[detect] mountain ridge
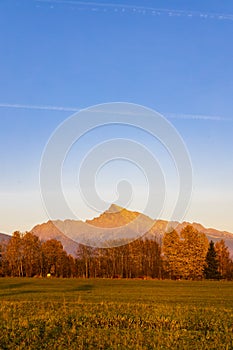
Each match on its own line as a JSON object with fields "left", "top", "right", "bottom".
{"left": 1, "top": 205, "right": 233, "bottom": 257}
{"left": 30, "top": 205, "right": 233, "bottom": 256}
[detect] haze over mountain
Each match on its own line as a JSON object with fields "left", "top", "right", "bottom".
{"left": 29, "top": 204, "right": 233, "bottom": 257}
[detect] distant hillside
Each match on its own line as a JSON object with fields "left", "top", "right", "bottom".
{"left": 0, "top": 232, "right": 11, "bottom": 243}
{"left": 31, "top": 221, "right": 80, "bottom": 257}
{"left": 30, "top": 205, "right": 233, "bottom": 257}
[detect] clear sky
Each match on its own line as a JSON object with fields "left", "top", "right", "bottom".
{"left": 0, "top": 0, "right": 233, "bottom": 234}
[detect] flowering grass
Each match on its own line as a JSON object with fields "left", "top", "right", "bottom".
{"left": 0, "top": 279, "right": 233, "bottom": 349}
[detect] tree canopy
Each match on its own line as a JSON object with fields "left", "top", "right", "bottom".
{"left": 0, "top": 226, "right": 233, "bottom": 280}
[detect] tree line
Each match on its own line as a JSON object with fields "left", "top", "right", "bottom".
{"left": 0, "top": 225, "right": 233, "bottom": 280}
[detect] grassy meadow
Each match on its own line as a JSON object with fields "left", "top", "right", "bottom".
{"left": 0, "top": 278, "right": 233, "bottom": 349}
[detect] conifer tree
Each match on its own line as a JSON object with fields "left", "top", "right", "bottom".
{"left": 204, "top": 241, "right": 221, "bottom": 280}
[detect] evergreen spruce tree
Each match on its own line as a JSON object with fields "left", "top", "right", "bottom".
{"left": 204, "top": 241, "right": 221, "bottom": 280}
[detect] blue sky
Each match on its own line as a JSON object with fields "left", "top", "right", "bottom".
{"left": 0, "top": 0, "right": 233, "bottom": 233}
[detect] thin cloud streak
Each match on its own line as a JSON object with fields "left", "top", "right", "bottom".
{"left": 0, "top": 103, "right": 79, "bottom": 112}
{"left": 0, "top": 102, "right": 231, "bottom": 122}
{"left": 35, "top": 0, "right": 233, "bottom": 21}
{"left": 166, "top": 113, "right": 232, "bottom": 122}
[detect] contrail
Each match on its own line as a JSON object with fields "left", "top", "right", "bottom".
{"left": 35, "top": 0, "right": 233, "bottom": 21}
{"left": 166, "top": 113, "right": 232, "bottom": 122}
{"left": 0, "top": 103, "right": 79, "bottom": 112}
{"left": 0, "top": 102, "right": 231, "bottom": 121}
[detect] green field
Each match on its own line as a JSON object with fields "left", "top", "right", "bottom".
{"left": 0, "top": 279, "right": 233, "bottom": 349}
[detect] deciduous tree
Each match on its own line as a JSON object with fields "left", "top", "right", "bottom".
{"left": 215, "top": 239, "right": 231, "bottom": 279}
{"left": 163, "top": 225, "right": 209, "bottom": 280}
{"left": 41, "top": 239, "right": 68, "bottom": 277}
{"left": 181, "top": 225, "right": 209, "bottom": 280}
{"left": 162, "top": 230, "right": 183, "bottom": 279}
{"left": 5, "top": 231, "right": 23, "bottom": 277}
{"left": 22, "top": 232, "right": 42, "bottom": 277}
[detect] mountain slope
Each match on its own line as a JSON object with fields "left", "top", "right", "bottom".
{"left": 31, "top": 221, "right": 80, "bottom": 257}
{"left": 0, "top": 232, "right": 11, "bottom": 243}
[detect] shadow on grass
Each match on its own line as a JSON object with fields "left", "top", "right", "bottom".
{"left": 0, "top": 282, "right": 33, "bottom": 290}
{"left": 73, "top": 284, "right": 94, "bottom": 292}
{"left": 0, "top": 290, "right": 40, "bottom": 297}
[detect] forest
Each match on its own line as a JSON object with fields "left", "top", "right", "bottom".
{"left": 0, "top": 225, "right": 233, "bottom": 280}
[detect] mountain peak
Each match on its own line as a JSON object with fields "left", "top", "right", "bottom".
{"left": 86, "top": 203, "right": 141, "bottom": 228}
{"left": 106, "top": 203, "right": 124, "bottom": 214}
